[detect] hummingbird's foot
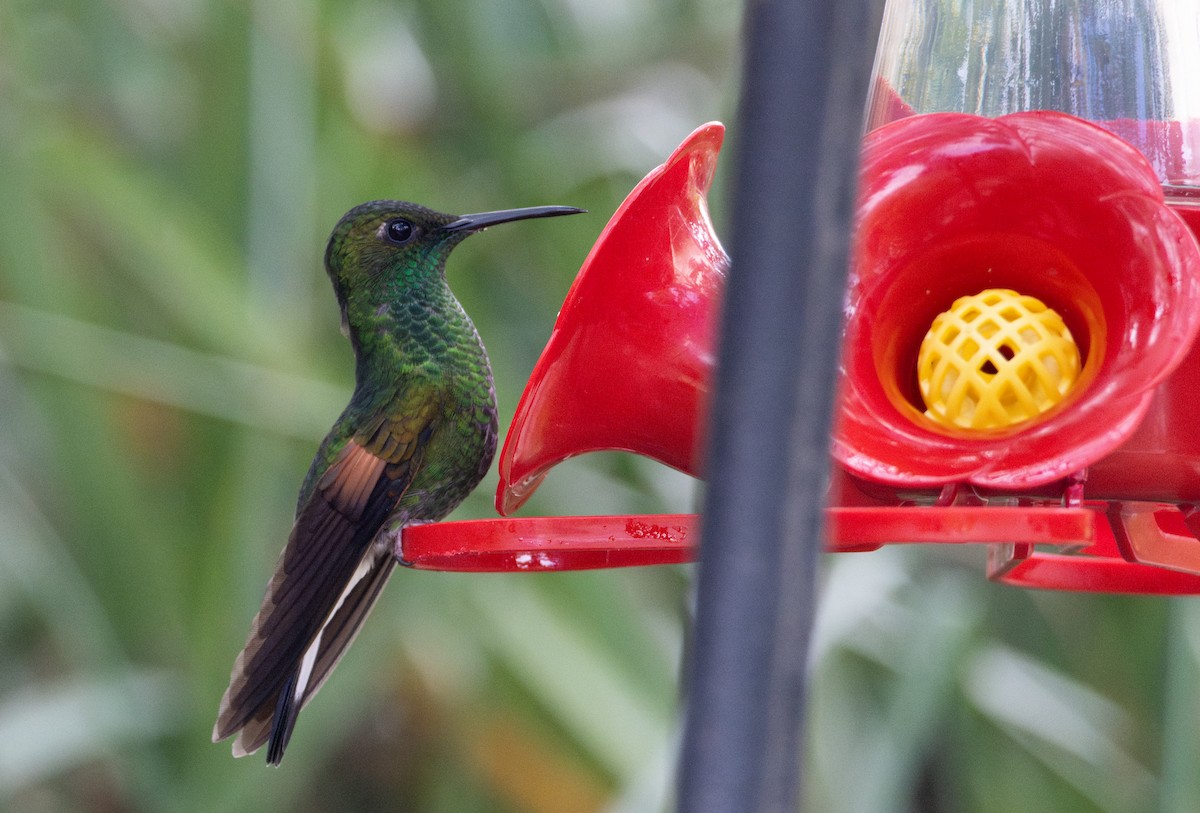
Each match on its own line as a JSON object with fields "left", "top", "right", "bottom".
{"left": 391, "top": 521, "right": 433, "bottom": 567}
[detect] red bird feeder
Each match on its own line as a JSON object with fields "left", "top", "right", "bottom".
{"left": 402, "top": 6, "right": 1200, "bottom": 594}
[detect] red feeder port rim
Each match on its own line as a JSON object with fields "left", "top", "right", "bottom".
{"left": 398, "top": 507, "right": 1200, "bottom": 594}
{"left": 400, "top": 515, "right": 696, "bottom": 572}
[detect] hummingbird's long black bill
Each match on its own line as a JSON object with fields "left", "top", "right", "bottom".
{"left": 443, "top": 205, "right": 585, "bottom": 232}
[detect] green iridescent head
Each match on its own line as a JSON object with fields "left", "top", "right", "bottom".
{"left": 323, "top": 199, "right": 584, "bottom": 309}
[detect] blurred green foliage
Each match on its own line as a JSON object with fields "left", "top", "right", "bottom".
{"left": 3, "top": 0, "right": 1200, "bottom": 812}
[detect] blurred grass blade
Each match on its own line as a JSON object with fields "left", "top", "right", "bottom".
{"left": 468, "top": 577, "right": 672, "bottom": 781}
{"left": 964, "top": 644, "right": 1156, "bottom": 811}
{"left": 1158, "top": 599, "right": 1200, "bottom": 813}
{"left": 35, "top": 128, "right": 310, "bottom": 366}
{"left": 0, "top": 463, "right": 123, "bottom": 668}
{"left": 0, "top": 671, "right": 181, "bottom": 793}
{"left": 850, "top": 578, "right": 981, "bottom": 813}
{"left": 0, "top": 301, "right": 344, "bottom": 438}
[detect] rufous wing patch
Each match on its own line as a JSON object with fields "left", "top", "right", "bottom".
{"left": 317, "top": 441, "right": 387, "bottom": 521}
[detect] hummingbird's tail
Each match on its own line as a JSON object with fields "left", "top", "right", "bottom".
{"left": 214, "top": 438, "right": 414, "bottom": 763}
{"left": 215, "top": 548, "right": 397, "bottom": 762}
{"left": 266, "top": 671, "right": 301, "bottom": 764}
{"left": 267, "top": 550, "right": 396, "bottom": 763}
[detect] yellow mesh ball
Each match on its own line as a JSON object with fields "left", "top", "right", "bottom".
{"left": 918, "top": 288, "right": 1081, "bottom": 430}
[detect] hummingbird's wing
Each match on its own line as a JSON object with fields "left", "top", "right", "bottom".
{"left": 213, "top": 393, "right": 440, "bottom": 762}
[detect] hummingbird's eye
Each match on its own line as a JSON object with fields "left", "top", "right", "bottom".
{"left": 383, "top": 218, "right": 415, "bottom": 245}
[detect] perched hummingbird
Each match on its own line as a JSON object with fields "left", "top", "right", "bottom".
{"left": 213, "top": 199, "right": 583, "bottom": 764}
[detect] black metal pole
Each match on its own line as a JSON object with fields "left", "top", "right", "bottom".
{"left": 676, "top": 1, "right": 884, "bottom": 811}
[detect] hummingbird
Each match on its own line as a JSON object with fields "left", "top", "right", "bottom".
{"left": 213, "top": 199, "right": 583, "bottom": 764}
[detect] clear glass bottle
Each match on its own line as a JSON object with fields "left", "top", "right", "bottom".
{"left": 866, "top": 0, "right": 1200, "bottom": 192}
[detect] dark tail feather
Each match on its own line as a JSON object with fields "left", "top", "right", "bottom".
{"left": 266, "top": 670, "right": 302, "bottom": 765}
{"left": 262, "top": 551, "right": 397, "bottom": 764}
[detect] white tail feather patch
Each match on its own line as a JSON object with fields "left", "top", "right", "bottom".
{"left": 291, "top": 553, "right": 377, "bottom": 706}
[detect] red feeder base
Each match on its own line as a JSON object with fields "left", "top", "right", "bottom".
{"left": 400, "top": 515, "right": 695, "bottom": 572}
{"left": 399, "top": 504, "right": 1200, "bottom": 595}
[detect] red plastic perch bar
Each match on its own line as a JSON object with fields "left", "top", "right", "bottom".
{"left": 400, "top": 515, "right": 696, "bottom": 572}
{"left": 400, "top": 507, "right": 1200, "bottom": 594}
{"left": 401, "top": 506, "right": 1093, "bottom": 572}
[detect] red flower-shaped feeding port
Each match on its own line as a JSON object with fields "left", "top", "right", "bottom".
{"left": 834, "top": 111, "right": 1200, "bottom": 489}
{"left": 496, "top": 122, "right": 727, "bottom": 515}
